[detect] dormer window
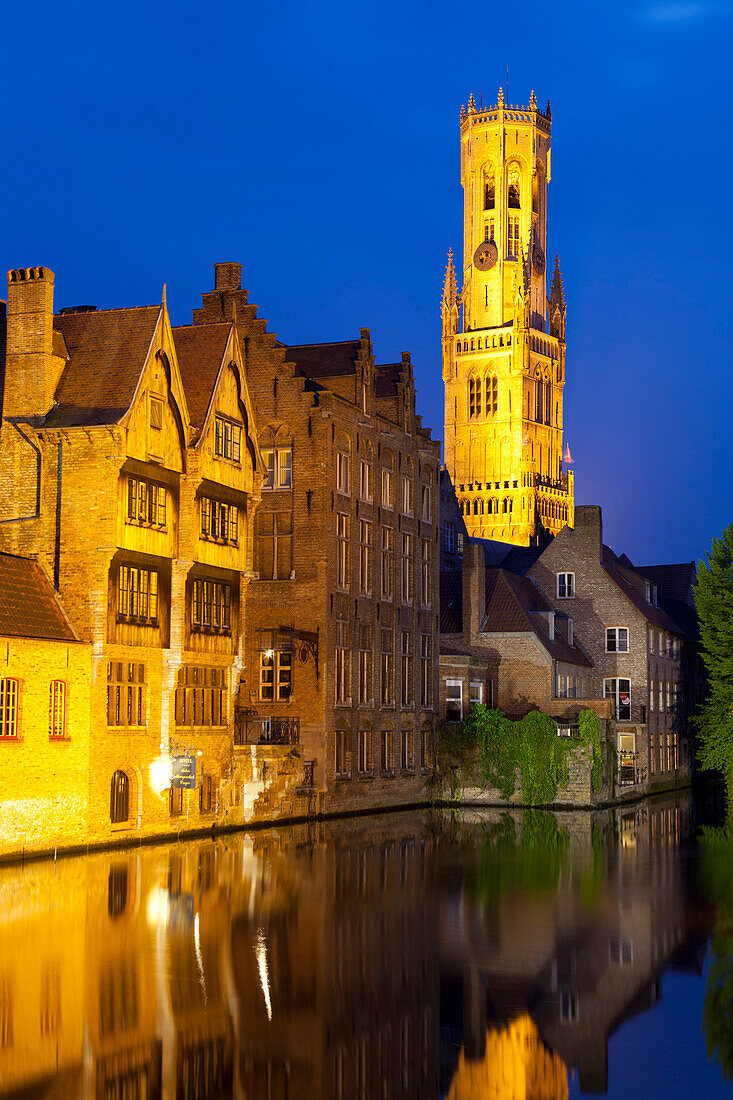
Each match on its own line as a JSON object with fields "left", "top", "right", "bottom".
{"left": 214, "top": 416, "right": 241, "bottom": 463}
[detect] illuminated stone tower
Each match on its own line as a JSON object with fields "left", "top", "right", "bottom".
{"left": 442, "top": 88, "right": 574, "bottom": 545}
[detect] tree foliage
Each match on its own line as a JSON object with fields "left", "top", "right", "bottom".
{"left": 695, "top": 524, "right": 733, "bottom": 786}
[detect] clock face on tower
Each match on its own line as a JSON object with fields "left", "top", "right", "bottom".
{"left": 532, "top": 242, "right": 545, "bottom": 275}
{"left": 473, "top": 239, "right": 498, "bottom": 271}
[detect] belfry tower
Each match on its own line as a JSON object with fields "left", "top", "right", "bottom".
{"left": 442, "top": 88, "right": 574, "bottom": 545}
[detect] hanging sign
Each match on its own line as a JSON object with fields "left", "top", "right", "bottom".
{"left": 172, "top": 755, "right": 197, "bottom": 789}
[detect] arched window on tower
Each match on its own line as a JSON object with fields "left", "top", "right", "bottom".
{"left": 545, "top": 378, "right": 552, "bottom": 425}
{"left": 508, "top": 164, "right": 521, "bottom": 209}
{"left": 484, "top": 172, "right": 495, "bottom": 211}
{"left": 468, "top": 377, "right": 482, "bottom": 419}
{"left": 536, "top": 377, "right": 544, "bottom": 424}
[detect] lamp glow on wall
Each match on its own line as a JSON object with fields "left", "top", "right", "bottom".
{"left": 149, "top": 754, "right": 173, "bottom": 794}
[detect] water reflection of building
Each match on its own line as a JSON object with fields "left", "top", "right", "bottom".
{"left": 0, "top": 814, "right": 440, "bottom": 1100}
{"left": 439, "top": 795, "right": 708, "bottom": 1097}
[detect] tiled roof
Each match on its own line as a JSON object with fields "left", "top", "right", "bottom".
{"left": 45, "top": 306, "right": 161, "bottom": 427}
{"left": 498, "top": 543, "right": 544, "bottom": 575}
{"left": 0, "top": 553, "right": 77, "bottom": 641}
{"left": 286, "top": 340, "right": 359, "bottom": 379}
{"left": 375, "top": 363, "right": 401, "bottom": 397}
{"left": 601, "top": 545, "right": 682, "bottom": 634}
{"left": 440, "top": 571, "right": 463, "bottom": 633}
{"left": 172, "top": 322, "right": 230, "bottom": 429}
{"left": 483, "top": 569, "right": 592, "bottom": 667}
{"left": 635, "top": 562, "right": 696, "bottom": 604}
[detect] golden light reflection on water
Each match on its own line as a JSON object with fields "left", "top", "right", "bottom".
{"left": 0, "top": 797, "right": 707, "bottom": 1099}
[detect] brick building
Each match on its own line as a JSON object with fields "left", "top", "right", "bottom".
{"left": 0, "top": 265, "right": 265, "bottom": 851}
{"left": 187, "top": 263, "right": 442, "bottom": 813}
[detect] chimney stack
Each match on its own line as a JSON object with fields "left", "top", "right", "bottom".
{"left": 3, "top": 267, "right": 61, "bottom": 420}
{"left": 214, "top": 262, "right": 242, "bottom": 290}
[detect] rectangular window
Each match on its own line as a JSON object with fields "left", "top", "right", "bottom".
{"left": 469, "top": 680, "right": 483, "bottom": 708}
{"left": 262, "top": 447, "right": 292, "bottom": 490}
{"left": 381, "top": 728, "right": 394, "bottom": 772}
{"left": 200, "top": 775, "right": 213, "bottom": 814}
{"left": 359, "top": 460, "right": 372, "bottom": 502}
{"left": 127, "top": 478, "right": 166, "bottom": 528}
{"left": 335, "top": 620, "right": 350, "bottom": 705}
{"left": 149, "top": 394, "right": 164, "bottom": 430}
{"left": 175, "top": 666, "right": 226, "bottom": 728}
{"left": 603, "top": 678, "right": 631, "bottom": 720}
{"left": 200, "top": 497, "right": 238, "bottom": 544}
{"left": 380, "top": 628, "right": 393, "bottom": 706}
{"left": 381, "top": 526, "right": 393, "bottom": 599}
{"left": 254, "top": 511, "right": 292, "bottom": 580}
{"left": 49, "top": 680, "right": 67, "bottom": 739}
{"left": 359, "top": 520, "right": 372, "bottom": 595}
{"left": 402, "top": 476, "right": 413, "bottom": 516}
{"left": 421, "top": 726, "right": 432, "bottom": 769}
{"left": 421, "top": 484, "right": 431, "bottom": 522}
{"left": 442, "top": 522, "right": 455, "bottom": 553}
{"left": 0, "top": 678, "right": 19, "bottom": 739}
{"left": 107, "top": 663, "right": 146, "bottom": 728}
{"left": 401, "top": 728, "right": 413, "bottom": 772}
{"left": 557, "top": 572, "right": 575, "bottom": 599}
{"left": 336, "top": 451, "right": 350, "bottom": 495}
{"left": 335, "top": 729, "right": 349, "bottom": 778}
{"left": 420, "top": 635, "right": 432, "bottom": 707}
{"left": 420, "top": 539, "right": 431, "bottom": 606}
{"left": 191, "top": 579, "right": 232, "bottom": 632}
{"left": 214, "top": 416, "right": 242, "bottom": 463}
{"left": 357, "top": 728, "right": 371, "bottom": 774}
{"left": 445, "top": 679, "right": 462, "bottom": 722}
{"left": 118, "top": 566, "right": 159, "bottom": 624}
{"left": 257, "top": 631, "right": 292, "bottom": 702}
{"left": 336, "top": 513, "right": 350, "bottom": 590}
{"left": 382, "top": 467, "right": 394, "bottom": 509}
{"left": 606, "top": 627, "right": 629, "bottom": 653}
{"left": 400, "top": 631, "right": 412, "bottom": 707}
{"left": 358, "top": 626, "right": 371, "bottom": 705}
{"left": 650, "top": 679, "right": 655, "bottom": 711}
{"left": 401, "top": 534, "right": 412, "bottom": 603}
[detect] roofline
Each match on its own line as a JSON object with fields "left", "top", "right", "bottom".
{"left": 113, "top": 304, "right": 163, "bottom": 427}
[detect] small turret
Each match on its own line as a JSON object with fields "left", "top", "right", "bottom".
{"left": 548, "top": 254, "right": 566, "bottom": 340}
{"left": 467, "top": 92, "right": 476, "bottom": 114}
{"left": 530, "top": 89, "right": 537, "bottom": 109}
{"left": 441, "top": 248, "right": 459, "bottom": 340}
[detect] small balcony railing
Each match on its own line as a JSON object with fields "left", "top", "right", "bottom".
{"left": 235, "top": 714, "right": 300, "bottom": 746}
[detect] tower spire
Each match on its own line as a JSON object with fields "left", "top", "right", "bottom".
{"left": 549, "top": 254, "right": 565, "bottom": 313}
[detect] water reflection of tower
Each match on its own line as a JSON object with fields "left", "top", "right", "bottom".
{"left": 232, "top": 816, "right": 440, "bottom": 1099}
{"left": 439, "top": 797, "right": 707, "bottom": 1097}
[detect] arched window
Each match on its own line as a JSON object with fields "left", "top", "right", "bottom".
{"left": 468, "top": 377, "right": 482, "bottom": 419}
{"left": 545, "top": 376, "right": 552, "bottom": 425}
{"left": 473, "top": 500, "right": 479, "bottom": 515}
{"left": 485, "top": 375, "right": 498, "bottom": 416}
{"left": 536, "top": 377, "right": 544, "bottom": 423}
{"left": 484, "top": 172, "right": 495, "bottom": 210}
{"left": 456, "top": 341, "right": 461, "bottom": 354}
{"left": 508, "top": 164, "right": 521, "bottom": 209}
{"left": 470, "top": 339, "right": 475, "bottom": 351}
{"left": 110, "top": 770, "right": 129, "bottom": 824}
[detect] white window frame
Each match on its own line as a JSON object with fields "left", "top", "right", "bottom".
{"left": 445, "top": 679, "right": 463, "bottom": 722}
{"left": 336, "top": 451, "right": 350, "bottom": 495}
{"left": 605, "top": 626, "right": 629, "bottom": 653}
{"left": 336, "top": 513, "right": 349, "bottom": 591}
{"left": 469, "top": 680, "right": 483, "bottom": 708}
{"left": 557, "top": 572, "right": 575, "bottom": 599}
{"left": 402, "top": 476, "right": 413, "bottom": 517}
{"left": 381, "top": 468, "right": 394, "bottom": 509}
{"left": 262, "top": 447, "right": 292, "bottom": 490}
{"left": 603, "top": 677, "right": 631, "bottom": 720}
{"left": 359, "top": 460, "right": 372, "bottom": 503}
{"left": 421, "top": 484, "right": 431, "bottom": 522}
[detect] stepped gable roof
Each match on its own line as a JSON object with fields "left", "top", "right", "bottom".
{"left": 172, "top": 322, "right": 230, "bottom": 430}
{"left": 45, "top": 305, "right": 161, "bottom": 427}
{"left": 0, "top": 553, "right": 77, "bottom": 642}
{"left": 375, "top": 363, "right": 401, "bottom": 397}
{"left": 286, "top": 340, "right": 359, "bottom": 379}
{"left": 601, "top": 545, "right": 682, "bottom": 633}
{"left": 440, "top": 571, "right": 463, "bottom": 633}
{"left": 483, "top": 569, "right": 592, "bottom": 667}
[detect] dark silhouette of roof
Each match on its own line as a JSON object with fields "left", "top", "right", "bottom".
{"left": 635, "top": 562, "right": 696, "bottom": 604}
{"left": 375, "top": 363, "right": 402, "bottom": 397}
{"left": 440, "top": 571, "right": 463, "bottom": 633}
{"left": 602, "top": 545, "right": 682, "bottom": 634}
{"left": 0, "top": 553, "right": 77, "bottom": 641}
{"left": 172, "top": 322, "right": 231, "bottom": 430}
{"left": 286, "top": 340, "right": 359, "bottom": 379}
{"left": 45, "top": 305, "right": 161, "bottom": 427}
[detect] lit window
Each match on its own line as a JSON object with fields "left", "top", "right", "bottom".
{"left": 175, "top": 666, "right": 226, "bottom": 727}
{"left": 336, "top": 513, "right": 350, "bottom": 590}
{"left": 258, "top": 632, "right": 291, "bottom": 701}
{"left": 557, "top": 572, "right": 575, "bottom": 599}
{"left": 214, "top": 416, "right": 242, "bottom": 463}
{"left": 606, "top": 627, "right": 629, "bottom": 653}
{"left": 118, "top": 566, "right": 159, "bottom": 623}
{"left": 402, "top": 476, "right": 414, "bottom": 516}
{"left": 603, "top": 678, "right": 631, "bottom": 720}
{"left": 359, "top": 460, "right": 373, "bottom": 502}
{"left": 382, "top": 467, "right": 394, "bottom": 509}
{"left": 107, "top": 662, "right": 146, "bottom": 727}
{"left": 191, "top": 579, "right": 232, "bottom": 632}
{"left": 127, "top": 478, "right": 166, "bottom": 528}
{"left": 357, "top": 727, "right": 371, "bottom": 773}
{"left": 200, "top": 497, "right": 238, "bottom": 543}
{"left": 335, "top": 620, "right": 350, "bottom": 705}
{"left": 49, "top": 680, "right": 67, "bottom": 739}
{"left": 262, "top": 447, "right": 292, "bottom": 490}
{"left": 0, "top": 678, "right": 19, "bottom": 739}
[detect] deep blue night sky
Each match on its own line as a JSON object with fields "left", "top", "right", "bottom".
{"left": 2, "top": 0, "right": 731, "bottom": 566}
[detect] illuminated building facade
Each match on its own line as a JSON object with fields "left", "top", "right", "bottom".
{"left": 442, "top": 88, "right": 574, "bottom": 545}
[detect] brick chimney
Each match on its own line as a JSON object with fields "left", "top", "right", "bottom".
{"left": 214, "top": 262, "right": 242, "bottom": 290}
{"left": 3, "top": 267, "right": 62, "bottom": 419}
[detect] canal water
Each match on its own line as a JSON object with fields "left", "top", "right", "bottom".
{"left": 0, "top": 791, "right": 730, "bottom": 1099}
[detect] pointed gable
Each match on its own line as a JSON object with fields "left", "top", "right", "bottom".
{"left": 45, "top": 306, "right": 161, "bottom": 427}
{"left": 0, "top": 553, "right": 77, "bottom": 641}
{"left": 173, "top": 322, "right": 231, "bottom": 431}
